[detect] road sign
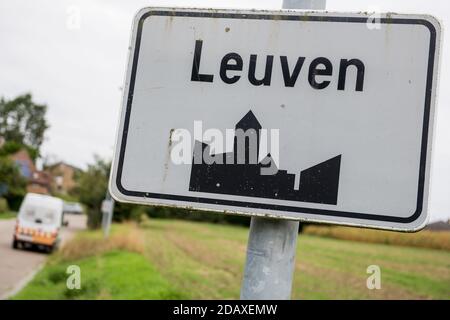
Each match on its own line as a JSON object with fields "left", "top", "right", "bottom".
{"left": 101, "top": 199, "right": 113, "bottom": 214}
{"left": 110, "top": 8, "right": 441, "bottom": 231}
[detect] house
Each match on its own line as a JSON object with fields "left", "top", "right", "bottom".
{"left": 28, "top": 171, "right": 52, "bottom": 195}
{"left": 45, "top": 162, "right": 80, "bottom": 194}
{"left": 10, "top": 149, "right": 51, "bottom": 194}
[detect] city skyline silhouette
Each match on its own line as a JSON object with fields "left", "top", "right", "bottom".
{"left": 189, "top": 110, "right": 342, "bottom": 205}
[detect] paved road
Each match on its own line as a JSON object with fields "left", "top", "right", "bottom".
{"left": 0, "top": 214, "right": 86, "bottom": 299}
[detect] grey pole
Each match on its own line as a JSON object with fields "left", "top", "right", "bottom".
{"left": 104, "top": 197, "right": 114, "bottom": 238}
{"left": 240, "top": 218, "right": 300, "bottom": 299}
{"left": 101, "top": 191, "right": 115, "bottom": 238}
{"left": 240, "top": 0, "right": 326, "bottom": 300}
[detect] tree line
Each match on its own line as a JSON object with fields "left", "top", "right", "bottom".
{"left": 0, "top": 93, "right": 48, "bottom": 210}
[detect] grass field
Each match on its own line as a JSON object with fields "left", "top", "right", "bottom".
{"left": 0, "top": 211, "right": 16, "bottom": 220}
{"left": 14, "top": 219, "right": 450, "bottom": 300}
{"left": 303, "top": 225, "right": 450, "bottom": 251}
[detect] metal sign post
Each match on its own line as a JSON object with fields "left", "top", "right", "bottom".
{"left": 240, "top": 218, "right": 300, "bottom": 299}
{"left": 240, "top": 0, "right": 327, "bottom": 300}
{"left": 101, "top": 192, "right": 115, "bottom": 238}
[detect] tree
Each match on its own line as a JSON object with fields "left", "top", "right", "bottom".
{"left": 0, "top": 93, "right": 49, "bottom": 157}
{"left": 72, "top": 156, "right": 250, "bottom": 229}
{"left": 0, "top": 157, "right": 26, "bottom": 210}
{"left": 72, "top": 156, "right": 144, "bottom": 228}
{"left": 73, "top": 156, "right": 110, "bottom": 229}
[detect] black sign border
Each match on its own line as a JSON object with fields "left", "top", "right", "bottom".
{"left": 115, "top": 10, "right": 437, "bottom": 224}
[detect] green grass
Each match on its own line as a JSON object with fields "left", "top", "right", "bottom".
{"left": 13, "top": 250, "right": 186, "bottom": 300}
{"left": 0, "top": 211, "right": 16, "bottom": 220}
{"left": 139, "top": 219, "right": 450, "bottom": 299}
{"left": 14, "top": 219, "right": 450, "bottom": 300}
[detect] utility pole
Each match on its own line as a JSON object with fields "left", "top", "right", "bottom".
{"left": 240, "top": 0, "right": 327, "bottom": 300}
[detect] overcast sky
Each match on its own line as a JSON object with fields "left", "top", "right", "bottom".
{"left": 0, "top": 0, "right": 449, "bottom": 222}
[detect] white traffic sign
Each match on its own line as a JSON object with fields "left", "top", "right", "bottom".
{"left": 110, "top": 8, "right": 441, "bottom": 231}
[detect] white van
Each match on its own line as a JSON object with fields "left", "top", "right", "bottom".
{"left": 12, "top": 193, "right": 64, "bottom": 253}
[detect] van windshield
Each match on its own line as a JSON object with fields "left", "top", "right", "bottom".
{"left": 21, "top": 206, "right": 57, "bottom": 225}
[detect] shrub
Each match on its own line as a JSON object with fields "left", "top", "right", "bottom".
{"left": 0, "top": 197, "right": 9, "bottom": 213}
{"left": 58, "top": 224, "right": 144, "bottom": 261}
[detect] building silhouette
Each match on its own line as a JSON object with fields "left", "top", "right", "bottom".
{"left": 189, "top": 110, "right": 341, "bottom": 205}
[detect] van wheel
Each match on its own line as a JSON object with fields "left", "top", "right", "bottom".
{"left": 46, "top": 245, "right": 54, "bottom": 254}
{"left": 12, "top": 240, "right": 19, "bottom": 249}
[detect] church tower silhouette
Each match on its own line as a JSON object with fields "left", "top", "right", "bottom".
{"left": 234, "top": 110, "right": 262, "bottom": 164}
{"left": 189, "top": 110, "right": 342, "bottom": 205}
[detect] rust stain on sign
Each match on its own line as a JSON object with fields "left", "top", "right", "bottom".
{"left": 163, "top": 128, "right": 175, "bottom": 184}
